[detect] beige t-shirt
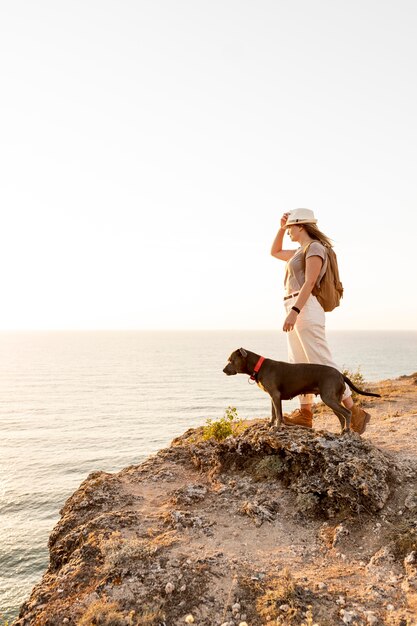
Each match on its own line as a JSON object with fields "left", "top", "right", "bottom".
{"left": 284, "top": 241, "right": 328, "bottom": 295}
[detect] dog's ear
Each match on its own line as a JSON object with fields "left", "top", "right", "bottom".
{"left": 239, "top": 348, "right": 248, "bottom": 357}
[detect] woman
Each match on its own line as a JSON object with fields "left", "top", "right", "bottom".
{"left": 270, "top": 208, "right": 370, "bottom": 434}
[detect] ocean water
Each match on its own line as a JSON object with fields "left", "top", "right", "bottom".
{"left": 1, "top": 330, "right": 416, "bottom": 620}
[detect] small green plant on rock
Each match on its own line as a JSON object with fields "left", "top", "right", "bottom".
{"left": 202, "top": 406, "right": 242, "bottom": 441}
{"left": 342, "top": 366, "right": 367, "bottom": 404}
{"left": 253, "top": 455, "right": 285, "bottom": 480}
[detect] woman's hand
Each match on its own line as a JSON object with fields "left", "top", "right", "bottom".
{"left": 283, "top": 309, "right": 298, "bottom": 332}
{"left": 280, "top": 212, "right": 290, "bottom": 229}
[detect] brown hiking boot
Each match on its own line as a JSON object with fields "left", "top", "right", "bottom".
{"left": 350, "top": 405, "right": 371, "bottom": 435}
{"left": 284, "top": 408, "right": 313, "bottom": 428}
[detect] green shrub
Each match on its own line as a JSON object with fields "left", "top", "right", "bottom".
{"left": 202, "top": 406, "right": 242, "bottom": 441}
{"left": 342, "top": 366, "right": 367, "bottom": 403}
{"left": 254, "top": 456, "right": 285, "bottom": 479}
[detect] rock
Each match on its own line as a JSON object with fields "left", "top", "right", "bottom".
{"left": 340, "top": 609, "right": 358, "bottom": 624}
{"left": 364, "top": 611, "right": 378, "bottom": 625}
{"left": 165, "top": 581, "right": 175, "bottom": 594}
{"left": 367, "top": 546, "right": 395, "bottom": 571}
{"left": 333, "top": 523, "right": 349, "bottom": 546}
{"left": 232, "top": 602, "right": 241, "bottom": 615}
{"left": 215, "top": 425, "right": 393, "bottom": 515}
{"left": 405, "top": 492, "right": 417, "bottom": 510}
{"left": 404, "top": 551, "right": 417, "bottom": 566}
{"left": 174, "top": 484, "right": 208, "bottom": 505}
{"left": 110, "top": 585, "right": 135, "bottom": 602}
{"left": 11, "top": 419, "right": 405, "bottom": 625}
{"left": 239, "top": 500, "right": 275, "bottom": 524}
{"left": 169, "top": 509, "right": 210, "bottom": 530}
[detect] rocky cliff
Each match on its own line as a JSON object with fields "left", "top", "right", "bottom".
{"left": 13, "top": 374, "right": 417, "bottom": 626}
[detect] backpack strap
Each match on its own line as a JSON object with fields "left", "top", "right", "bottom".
{"left": 303, "top": 241, "right": 327, "bottom": 286}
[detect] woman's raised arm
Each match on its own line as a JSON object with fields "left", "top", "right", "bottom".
{"left": 271, "top": 213, "right": 296, "bottom": 261}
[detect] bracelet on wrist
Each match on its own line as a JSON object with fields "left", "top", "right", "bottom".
{"left": 291, "top": 306, "right": 301, "bottom": 314}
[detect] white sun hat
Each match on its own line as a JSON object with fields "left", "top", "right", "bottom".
{"left": 285, "top": 208, "right": 317, "bottom": 227}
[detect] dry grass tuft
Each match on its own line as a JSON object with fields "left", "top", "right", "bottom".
{"left": 77, "top": 599, "right": 163, "bottom": 626}
{"left": 77, "top": 599, "right": 132, "bottom": 626}
{"left": 102, "top": 531, "right": 177, "bottom": 572}
{"left": 135, "top": 607, "right": 164, "bottom": 625}
{"left": 256, "top": 568, "right": 297, "bottom": 622}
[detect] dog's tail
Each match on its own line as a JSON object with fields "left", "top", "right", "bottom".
{"left": 343, "top": 375, "right": 381, "bottom": 398}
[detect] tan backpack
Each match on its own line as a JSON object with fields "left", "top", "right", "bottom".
{"left": 304, "top": 243, "right": 344, "bottom": 312}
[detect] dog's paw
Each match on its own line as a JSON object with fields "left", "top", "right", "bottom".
{"left": 269, "top": 423, "right": 283, "bottom": 431}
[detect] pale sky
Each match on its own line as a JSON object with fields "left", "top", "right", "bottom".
{"left": 1, "top": 0, "right": 416, "bottom": 331}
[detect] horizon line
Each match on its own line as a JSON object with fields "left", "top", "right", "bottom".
{"left": 0, "top": 328, "right": 416, "bottom": 333}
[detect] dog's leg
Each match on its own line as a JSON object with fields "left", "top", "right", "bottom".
{"left": 321, "top": 394, "right": 352, "bottom": 434}
{"left": 270, "top": 400, "right": 277, "bottom": 426}
{"left": 270, "top": 393, "right": 283, "bottom": 428}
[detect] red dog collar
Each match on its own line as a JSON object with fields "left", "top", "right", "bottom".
{"left": 249, "top": 356, "right": 265, "bottom": 382}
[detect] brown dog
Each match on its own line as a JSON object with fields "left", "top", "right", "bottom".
{"left": 223, "top": 348, "right": 380, "bottom": 433}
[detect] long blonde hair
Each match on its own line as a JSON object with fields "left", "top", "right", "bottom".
{"left": 301, "top": 223, "right": 333, "bottom": 248}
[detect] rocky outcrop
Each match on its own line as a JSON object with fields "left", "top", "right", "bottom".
{"left": 13, "top": 405, "right": 417, "bottom": 626}
{"left": 178, "top": 424, "right": 393, "bottom": 516}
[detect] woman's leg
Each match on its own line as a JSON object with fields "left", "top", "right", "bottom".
{"left": 294, "top": 296, "right": 370, "bottom": 433}
{"left": 294, "top": 296, "right": 352, "bottom": 402}
{"left": 342, "top": 392, "right": 370, "bottom": 434}
{"left": 286, "top": 309, "right": 314, "bottom": 411}
{"left": 285, "top": 300, "right": 314, "bottom": 425}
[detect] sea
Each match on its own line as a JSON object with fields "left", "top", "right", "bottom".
{"left": 1, "top": 330, "right": 416, "bottom": 620}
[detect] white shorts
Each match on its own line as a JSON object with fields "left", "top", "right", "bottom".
{"left": 284, "top": 294, "right": 351, "bottom": 404}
